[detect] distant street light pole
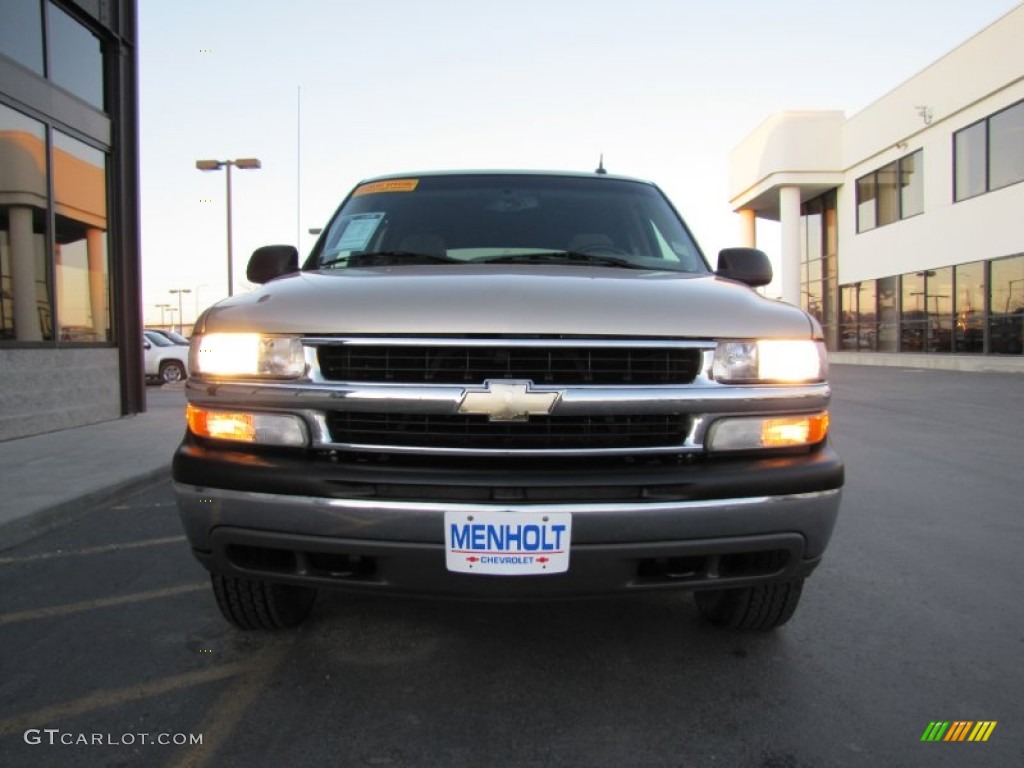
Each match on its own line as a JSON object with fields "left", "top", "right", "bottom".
{"left": 194, "top": 284, "right": 209, "bottom": 320}
{"left": 155, "top": 303, "right": 171, "bottom": 327}
{"left": 169, "top": 288, "right": 192, "bottom": 334}
{"left": 195, "top": 157, "right": 262, "bottom": 297}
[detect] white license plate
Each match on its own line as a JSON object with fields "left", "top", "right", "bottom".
{"left": 444, "top": 511, "right": 572, "bottom": 575}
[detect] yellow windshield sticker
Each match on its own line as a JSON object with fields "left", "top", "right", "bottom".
{"left": 352, "top": 179, "right": 420, "bottom": 197}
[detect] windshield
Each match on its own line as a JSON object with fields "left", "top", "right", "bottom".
{"left": 309, "top": 174, "right": 708, "bottom": 274}
{"left": 161, "top": 330, "right": 190, "bottom": 344}
{"left": 144, "top": 331, "right": 173, "bottom": 347}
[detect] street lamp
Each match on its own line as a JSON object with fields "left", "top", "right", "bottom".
{"left": 155, "top": 302, "right": 172, "bottom": 328}
{"left": 169, "top": 288, "right": 192, "bottom": 334}
{"left": 196, "top": 157, "right": 262, "bottom": 297}
{"left": 194, "top": 284, "right": 209, "bottom": 319}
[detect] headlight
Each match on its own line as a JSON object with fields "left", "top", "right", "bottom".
{"left": 190, "top": 333, "right": 306, "bottom": 378}
{"left": 712, "top": 340, "right": 827, "bottom": 383}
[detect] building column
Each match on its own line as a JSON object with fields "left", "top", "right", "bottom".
{"left": 738, "top": 209, "right": 756, "bottom": 248}
{"left": 86, "top": 227, "right": 108, "bottom": 340}
{"left": 8, "top": 206, "right": 43, "bottom": 342}
{"left": 779, "top": 186, "right": 802, "bottom": 306}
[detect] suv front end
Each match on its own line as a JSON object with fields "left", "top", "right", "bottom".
{"left": 173, "top": 171, "right": 843, "bottom": 630}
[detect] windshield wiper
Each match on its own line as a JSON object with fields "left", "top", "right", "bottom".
{"left": 319, "top": 251, "right": 459, "bottom": 269}
{"left": 477, "top": 251, "right": 652, "bottom": 270}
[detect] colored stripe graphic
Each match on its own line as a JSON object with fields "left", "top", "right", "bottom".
{"left": 944, "top": 721, "right": 972, "bottom": 741}
{"left": 968, "top": 722, "right": 997, "bottom": 742}
{"left": 920, "top": 721, "right": 996, "bottom": 742}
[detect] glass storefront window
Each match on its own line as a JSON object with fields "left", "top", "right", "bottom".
{"left": 840, "top": 284, "right": 858, "bottom": 350}
{"left": 876, "top": 162, "right": 899, "bottom": 226}
{"left": 858, "top": 281, "right": 878, "bottom": 350}
{"left": 839, "top": 281, "right": 879, "bottom": 351}
{"left": 955, "top": 262, "right": 985, "bottom": 353}
{"left": 800, "top": 197, "right": 829, "bottom": 329}
{"left": 52, "top": 130, "right": 108, "bottom": 342}
{"left": 899, "top": 150, "right": 923, "bottom": 218}
{"left": 0, "top": 103, "right": 51, "bottom": 341}
{"left": 954, "top": 121, "right": 987, "bottom": 202}
{"left": 805, "top": 279, "right": 823, "bottom": 325}
{"left": 988, "top": 101, "right": 1024, "bottom": 192}
{"left": 901, "top": 272, "right": 926, "bottom": 352}
{"left": 856, "top": 152, "right": 922, "bottom": 231}
{"left": 877, "top": 276, "right": 898, "bottom": 352}
{"left": 848, "top": 262, "right": 1022, "bottom": 357}
{"left": 799, "top": 192, "right": 838, "bottom": 349}
{"left": 1, "top": 0, "right": 44, "bottom": 75}
{"left": 926, "top": 267, "right": 953, "bottom": 353}
{"left": 46, "top": 1, "right": 104, "bottom": 110}
{"left": 807, "top": 256, "right": 822, "bottom": 286}
{"left": 990, "top": 255, "right": 1024, "bottom": 354}
{"left": 856, "top": 175, "right": 876, "bottom": 232}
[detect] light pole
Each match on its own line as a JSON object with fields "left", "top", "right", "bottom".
{"left": 169, "top": 288, "right": 192, "bottom": 334}
{"left": 155, "top": 302, "right": 171, "bottom": 328}
{"left": 196, "top": 157, "right": 262, "bottom": 297}
{"left": 194, "top": 284, "right": 209, "bottom": 320}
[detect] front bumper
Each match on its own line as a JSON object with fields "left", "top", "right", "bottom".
{"left": 174, "top": 482, "right": 842, "bottom": 598}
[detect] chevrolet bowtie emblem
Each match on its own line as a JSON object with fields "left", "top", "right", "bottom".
{"left": 458, "top": 380, "right": 561, "bottom": 422}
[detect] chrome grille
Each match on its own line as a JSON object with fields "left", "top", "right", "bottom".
{"left": 325, "top": 412, "right": 688, "bottom": 451}
{"left": 316, "top": 343, "right": 702, "bottom": 385}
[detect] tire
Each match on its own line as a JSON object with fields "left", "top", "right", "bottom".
{"left": 211, "top": 574, "right": 317, "bottom": 630}
{"left": 159, "top": 360, "right": 187, "bottom": 383}
{"left": 694, "top": 579, "right": 804, "bottom": 631}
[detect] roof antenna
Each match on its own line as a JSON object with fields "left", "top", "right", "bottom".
{"left": 595, "top": 154, "right": 607, "bottom": 175}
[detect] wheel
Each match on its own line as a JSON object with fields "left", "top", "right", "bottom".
{"left": 211, "top": 574, "right": 317, "bottom": 630}
{"left": 694, "top": 579, "right": 804, "bottom": 630}
{"left": 159, "top": 360, "right": 187, "bottom": 383}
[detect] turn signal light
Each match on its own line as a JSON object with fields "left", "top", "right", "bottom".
{"left": 761, "top": 413, "right": 829, "bottom": 447}
{"left": 186, "top": 404, "right": 307, "bottom": 447}
{"left": 707, "top": 412, "right": 829, "bottom": 451}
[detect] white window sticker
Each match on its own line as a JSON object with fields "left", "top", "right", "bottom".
{"left": 335, "top": 213, "right": 384, "bottom": 251}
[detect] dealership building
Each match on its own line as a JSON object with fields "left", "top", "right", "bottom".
{"left": 730, "top": 5, "right": 1024, "bottom": 370}
{"left": 0, "top": 0, "right": 142, "bottom": 441}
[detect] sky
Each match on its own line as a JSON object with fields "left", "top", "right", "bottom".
{"left": 137, "top": 0, "right": 1022, "bottom": 325}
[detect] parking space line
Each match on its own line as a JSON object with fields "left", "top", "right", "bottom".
{"left": 0, "top": 662, "right": 249, "bottom": 737}
{"left": 168, "top": 640, "right": 294, "bottom": 768}
{"left": 0, "top": 583, "right": 206, "bottom": 626}
{"left": 0, "top": 535, "right": 187, "bottom": 566}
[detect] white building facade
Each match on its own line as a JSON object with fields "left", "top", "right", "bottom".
{"left": 729, "top": 6, "right": 1024, "bottom": 367}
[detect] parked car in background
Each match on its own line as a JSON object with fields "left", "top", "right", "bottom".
{"left": 146, "top": 328, "right": 191, "bottom": 345}
{"left": 143, "top": 333, "right": 189, "bottom": 383}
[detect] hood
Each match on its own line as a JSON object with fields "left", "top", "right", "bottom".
{"left": 197, "top": 265, "right": 814, "bottom": 339}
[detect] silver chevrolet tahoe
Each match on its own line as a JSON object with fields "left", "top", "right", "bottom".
{"left": 173, "top": 171, "right": 843, "bottom": 631}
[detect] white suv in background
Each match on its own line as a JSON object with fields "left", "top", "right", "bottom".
{"left": 143, "top": 331, "right": 189, "bottom": 384}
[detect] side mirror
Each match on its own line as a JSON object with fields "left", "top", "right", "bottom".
{"left": 716, "top": 247, "right": 773, "bottom": 287}
{"left": 247, "top": 245, "right": 299, "bottom": 284}
{"left": 143, "top": 341, "right": 151, "bottom": 350}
